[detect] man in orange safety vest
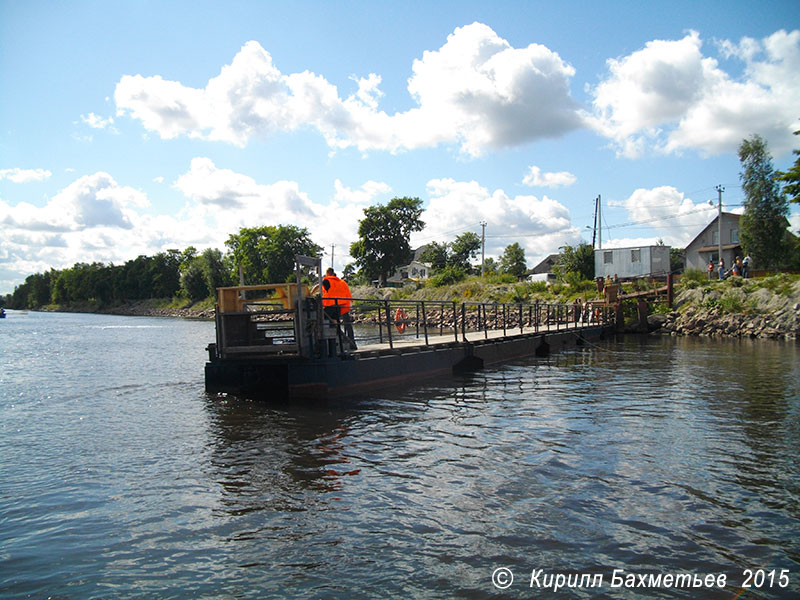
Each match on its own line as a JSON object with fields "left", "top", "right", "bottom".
{"left": 321, "top": 268, "right": 357, "bottom": 349}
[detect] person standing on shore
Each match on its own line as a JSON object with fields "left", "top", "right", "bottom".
{"left": 743, "top": 255, "right": 752, "bottom": 278}
{"left": 707, "top": 260, "right": 714, "bottom": 279}
{"left": 718, "top": 257, "right": 725, "bottom": 280}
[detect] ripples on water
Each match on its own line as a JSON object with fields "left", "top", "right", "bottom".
{"left": 1, "top": 311, "right": 798, "bottom": 599}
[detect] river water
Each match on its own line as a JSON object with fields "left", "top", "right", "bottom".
{"left": 1, "top": 310, "right": 798, "bottom": 599}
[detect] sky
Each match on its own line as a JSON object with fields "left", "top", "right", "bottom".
{"left": 1, "top": 0, "right": 799, "bottom": 294}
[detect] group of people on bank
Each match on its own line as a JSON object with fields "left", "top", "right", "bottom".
{"left": 707, "top": 255, "right": 752, "bottom": 280}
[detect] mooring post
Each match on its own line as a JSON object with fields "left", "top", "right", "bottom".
{"left": 461, "top": 303, "right": 467, "bottom": 341}
{"left": 637, "top": 300, "right": 649, "bottom": 333}
{"left": 667, "top": 273, "right": 674, "bottom": 308}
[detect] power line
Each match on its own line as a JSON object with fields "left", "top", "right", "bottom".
{"left": 412, "top": 222, "right": 484, "bottom": 245}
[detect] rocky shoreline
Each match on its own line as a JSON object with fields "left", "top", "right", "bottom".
{"left": 648, "top": 279, "right": 800, "bottom": 340}
{"left": 42, "top": 300, "right": 216, "bottom": 320}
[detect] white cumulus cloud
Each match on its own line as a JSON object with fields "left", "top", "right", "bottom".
{"left": 114, "top": 24, "right": 582, "bottom": 156}
{"left": 522, "top": 165, "right": 577, "bottom": 188}
{"left": 81, "top": 112, "right": 116, "bottom": 130}
{"left": 588, "top": 29, "right": 800, "bottom": 158}
{"left": 617, "top": 185, "right": 719, "bottom": 246}
{"left": 172, "top": 157, "right": 388, "bottom": 264}
{"left": 0, "top": 173, "right": 165, "bottom": 290}
{"left": 1, "top": 172, "right": 147, "bottom": 232}
{"left": 416, "top": 178, "right": 580, "bottom": 265}
{"left": 0, "top": 168, "right": 52, "bottom": 183}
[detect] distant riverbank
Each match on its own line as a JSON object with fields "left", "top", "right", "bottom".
{"left": 40, "top": 299, "right": 216, "bottom": 320}
{"left": 25, "top": 273, "right": 800, "bottom": 340}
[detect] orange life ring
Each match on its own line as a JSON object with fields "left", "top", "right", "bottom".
{"left": 394, "top": 308, "right": 408, "bottom": 333}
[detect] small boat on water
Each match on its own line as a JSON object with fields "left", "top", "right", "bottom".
{"left": 204, "top": 256, "right": 614, "bottom": 401}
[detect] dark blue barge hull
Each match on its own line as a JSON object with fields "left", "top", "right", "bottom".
{"left": 205, "top": 324, "right": 613, "bottom": 401}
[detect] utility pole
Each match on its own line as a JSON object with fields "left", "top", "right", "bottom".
{"left": 716, "top": 185, "right": 724, "bottom": 271}
{"left": 597, "top": 195, "right": 602, "bottom": 249}
{"left": 330, "top": 244, "right": 335, "bottom": 270}
{"left": 480, "top": 220, "right": 487, "bottom": 276}
{"left": 591, "top": 195, "right": 599, "bottom": 248}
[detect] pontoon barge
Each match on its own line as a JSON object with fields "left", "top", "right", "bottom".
{"left": 205, "top": 256, "right": 615, "bottom": 400}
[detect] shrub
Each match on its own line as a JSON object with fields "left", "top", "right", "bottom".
{"left": 483, "top": 272, "right": 517, "bottom": 284}
{"left": 682, "top": 268, "right": 706, "bottom": 284}
{"left": 564, "top": 272, "right": 596, "bottom": 295}
{"left": 506, "top": 283, "right": 532, "bottom": 303}
{"left": 718, "top": 292, "right": 746, "bottom": 313}
{"left": 756, "top": 273, "right": 797, "bottom": 297}
{"left": 701, "top": 297, "right": 718, "bottom": 310}
{"left": 428, "top": 265, "right": 467, "bottom": 287}
{"left": 527, "top": 281, "right": 547, "bottom": 294}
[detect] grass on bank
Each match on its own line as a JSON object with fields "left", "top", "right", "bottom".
{"left": 354, "top": 271, "right": 800, "bottom": 315}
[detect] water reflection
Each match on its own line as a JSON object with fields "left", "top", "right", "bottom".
{"left": 204, "top": 398, "right": 364, "bottom": 516}
{"left": 4, "top": 312, "right": 799, "bottom": 599}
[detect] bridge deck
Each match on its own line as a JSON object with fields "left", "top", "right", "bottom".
{"left": 352, "top": 320, "right": 601, "bottom": 356}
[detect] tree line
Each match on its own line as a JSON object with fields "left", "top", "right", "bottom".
{"left": 3, "top": 225, "right": 321, "bottom": 310}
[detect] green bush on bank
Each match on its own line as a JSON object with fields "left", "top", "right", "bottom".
{"left": 427, "top": 265, "right": 468, "bottom": 287}
{"left": 755, "top": 272, "right": 797, "bottom": 297}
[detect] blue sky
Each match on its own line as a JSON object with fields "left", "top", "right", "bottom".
{"left": 1, "top": 0, "right": 799, "bottom": 293}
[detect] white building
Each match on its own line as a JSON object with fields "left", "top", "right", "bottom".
{"left": 387, "top": 260, "right": 430, "bottom": 285}
{"left": 683, "top": 212, "right": 741, "bottom": 272}
{"left": 594, "top": 245, "right": 670, "bottom": 279}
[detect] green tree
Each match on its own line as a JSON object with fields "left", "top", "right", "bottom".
{"left": 225, "top": 225, "right": 322, "bottom": 284}
{"left": 419, "top": 242, "right": 449, "bottom": 271}
{"left": 200, "top": 248, "right": 229, "bottom": 294}
{"left": 738, "top": 135, "right": 790, "bottom": 269}
{"left": 449, "top": 232, "right": 481, "bottom": 272}
{"left": 419, "top": 232, "right": 481, "bottom": 273}
{"left": 670, "top": 247, "right": 685, "bottom": 273}
{"left": 553, "top": 243, "right": 594, "bottom": 281}
{"left": 350, "top": 197, "right": 424, "bottom": 285}
{"left": 25, "top": 272, "right": 51, "bottom": 307}
{"left": 180, "top": 259, "right": 209, "bottom": 301}
{"left": 499, "top": 242, "right": 527, "bottom": 280}
{"left": 149, "top": 251, "right": 181, "bottom": 298}
{"left": 482, "top": 257, "right": 498, "bottom": 274}
{"left": 775, "top": 130, "right": 800, "bottom": 204}
{"left": 181, "top": 248, "right": 231, "bottom": 300}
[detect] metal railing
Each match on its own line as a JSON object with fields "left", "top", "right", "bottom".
{"left": 344, "top": 298, "right": 612, "bottom": 350}
{"left": 212, "top": 292, "right": 612, "bottom": 359}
